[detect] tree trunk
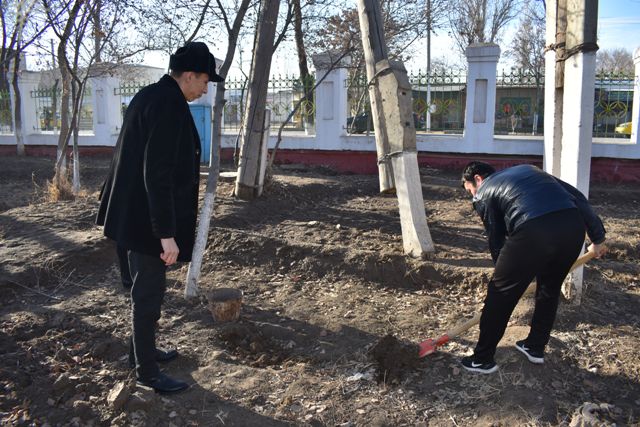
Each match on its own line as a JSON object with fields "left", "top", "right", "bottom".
{"left": 234, "top": 0, "right": 280, "bottom": 200}
{"left": 11, "top": 50, "right": 25, "bottom": 156}
{"left": 55, "top": 67, "right": 71, "bottom": 185}
{"left": 356, "top": 0, "right": 435, "bottom": 257}
{"left": 185, "top": 85, "right": 226, "bottom": 298}
{"left": 93, "top": 0, "right": 103, "bottom": 62}
{"left": 71, "top": 81, "right": 80, "bottom": 193}
{"left": 184, "top": 0, "right": 252, "bottom": 298}
{"left": 52, "top": 0, "right": 83, "bottom": 191}
{"left": 292, "top": 0, "right": 313, "bottom": 127}
{"left": 356, "top": 0, "right": 394, "bottom": 192}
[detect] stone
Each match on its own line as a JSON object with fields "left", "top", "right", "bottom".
{"left": 107, "top": 381, "right": 130, "bottom": 411}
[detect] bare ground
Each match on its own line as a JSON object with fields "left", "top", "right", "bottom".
{"left": 0, "top": 155, "right": 638, "bottom": 426}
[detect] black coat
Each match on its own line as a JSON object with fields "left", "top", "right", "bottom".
{"left": 96, "top": 75, "right": 201, "bottom": 262}
{"left": 473, "top": 164, "right": 606, "bottom": 262}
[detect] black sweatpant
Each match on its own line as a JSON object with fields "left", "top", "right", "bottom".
{"left": 473, "top": 209, "right": 585, "bottom": 363}
{"left": 128, "top": 250, "right": 167, "bottom": 380}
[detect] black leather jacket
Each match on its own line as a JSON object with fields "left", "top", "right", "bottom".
{"left": 473, "top": 164, "right": 606, "bottom": 262}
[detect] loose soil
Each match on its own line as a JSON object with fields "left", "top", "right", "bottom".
{"left": 0, "top": 155, "right": 638, "bottom": 426}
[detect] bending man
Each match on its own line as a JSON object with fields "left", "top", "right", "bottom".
{"left": 460, "top": 162, "right": 606, "bottom": 374}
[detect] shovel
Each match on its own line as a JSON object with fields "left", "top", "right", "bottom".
{"left": 417, "top": 248, "right": 599, "bottom": 358}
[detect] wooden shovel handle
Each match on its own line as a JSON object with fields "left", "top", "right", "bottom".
{"left": 444, "top": 248, "right": 598, "bottom": 339}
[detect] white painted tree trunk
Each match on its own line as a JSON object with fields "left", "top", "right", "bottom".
{"left": 235, "top": 0, "right": 280, "bottom": 200}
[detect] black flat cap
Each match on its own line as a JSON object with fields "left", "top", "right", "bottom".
{"left": 169, "top": 42, "right": 224, "bottom": 82}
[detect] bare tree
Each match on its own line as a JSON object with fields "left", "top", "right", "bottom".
{"left": 596, "top": 48, "right": 634, "bottom": 75}
{"left": 126, "top": 0, "right": 220, "bottom": 61}
{"left": 42, "top": 0, "right": 83, "bottom": 196}
{"left": 307, "top": 1, "right": 432, "bottom": 69}
{"left": 44, "top": 0, "right": 135, "bottom": 196}
{"left": 448, "top": 0, "right": 521, "bottom": 54}
{"left": 1, "top": 0, "right": 54, "bottom": 155}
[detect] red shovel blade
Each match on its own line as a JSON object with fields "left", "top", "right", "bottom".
{"left": 418, "top": 334, "right": 450, "bottom": 358}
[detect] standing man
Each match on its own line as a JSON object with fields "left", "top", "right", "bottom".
{"left": 97, "top": 42, "right": 223, "bottom": 392}
{"left": 459, "top": 162, "right": 607, "bottom": 374}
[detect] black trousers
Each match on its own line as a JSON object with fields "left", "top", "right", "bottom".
{"left": 474, "top": 209, "right": 585, "bottom": 363}
{"left": 128, "top": 250, "right": 167, "bottom": 380}
{"left": 116, "top": 244, "right": 133, "bottom": 289}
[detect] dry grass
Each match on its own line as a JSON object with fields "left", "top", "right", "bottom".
{"left": 46, "top": 173, "right": 75, "bottom": 202}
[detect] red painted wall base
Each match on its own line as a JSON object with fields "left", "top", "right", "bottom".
{"left": 2, "top": 145, "right": 639, "bottom": 183}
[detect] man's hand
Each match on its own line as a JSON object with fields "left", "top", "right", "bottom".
{"left": 588, "top": 242, "right": 607, "bottom": 258}
{"left": 160, "top": 238, "right": 179, "bottom": 265}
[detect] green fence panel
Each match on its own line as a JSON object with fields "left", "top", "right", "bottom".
{"left": 346, "top": 70, "right": 467, "bottom": 134}
{"left": 30, "top": 86, "right": 93, "bottom": 132}
{"left": 593, "top": 72, "right": 634, "bottom": 138}
{"left": 0, "top": 90, "right": 12, "bottom": 133}
{"left": 495, "top": 69, "right": 545, "bottom": 135}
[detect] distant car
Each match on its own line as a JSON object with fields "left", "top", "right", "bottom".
{"left": 614, "top": 122, "right": 632, "bottom": 136}
{"left": 346, "top": 113, "right": 371, "bottom": 134}
{"left": 346, "top": 112, "right": 425, "bottom": 134}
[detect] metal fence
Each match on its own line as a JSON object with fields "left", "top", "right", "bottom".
{"left": 593, "top": 72, "right": 634, "bottom": 138}
{"left": 223, "top": 74, "right": 315, "bottom": 133}
{"left": 30, "top": 86, "right": 93, "bottom": 132}
{"left": 0, "top": 90, "right": 12, "bottom": 133}
{"left": 100, "top": 72, "right": 640, "bottom": 139}
{"left": 495, "top": 69, "right": 545, "bottom": 135}
{"left": 346, "top": 70, "right": 467, "bottom": 134}
{"left": 494, "top": 69, "right": 634, "bottom": 138}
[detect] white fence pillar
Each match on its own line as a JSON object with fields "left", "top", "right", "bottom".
{"left": 312, "top": 53, "right": 350, "bottom": 149}
{"left": 91, "top": 76, "right": 120, "bottom": 145}
{"left": 14, "top": 72, "right": 40, "bottom": 138}
{"left": 464, "top": 43, "right": 500, "bottom": 151}
{"left": 631, "top": 47, "right": 640, "bottom": 145}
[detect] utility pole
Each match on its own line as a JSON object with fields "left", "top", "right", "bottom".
{"left": 356, "top": 0, "right": 435, "bottom": 257}
{"left": 50, "top": 39, "right": 56, "bottom": 68}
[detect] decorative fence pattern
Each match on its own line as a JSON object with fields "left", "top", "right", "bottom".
{"left": 30, "top": 86, "right": 93, "bottom": 132}
{"left": 223, "top": 74, "right": 315, "bottom": 133}
{"left": 346, "top": 70, "right": 467, "bottom": 134}
{"left": 0, "top": 90, "right": 12, "bottom": 134}
{"left": 593, "top": 72, "right": 634, "bottom": 138}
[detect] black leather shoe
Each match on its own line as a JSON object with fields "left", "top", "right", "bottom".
{"left": 129, "top": 348, "right": 179, "bottom": 368}
{"left": 137, "top": 373, "right": 189, "bottom": 393}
